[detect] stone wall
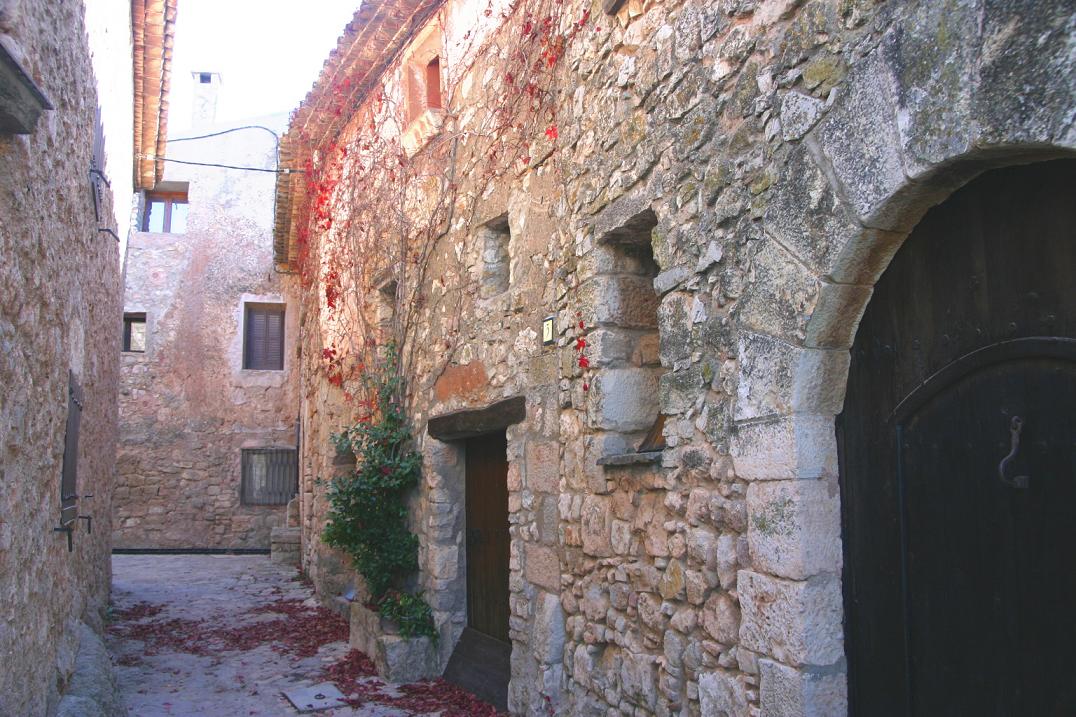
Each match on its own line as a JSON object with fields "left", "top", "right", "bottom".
{"left": 0, "top": 0, "right": 125, "bottom": 713}
{"left": 114, "top": 112, "right": 300, "bottom": 549}
{"left": 286, "top": 1, "right": 1075, "bottom": 715}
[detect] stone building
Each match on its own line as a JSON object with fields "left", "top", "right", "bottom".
{"left": 0, "top": 0, "right": 173, "bottom": 714}
{"left": 272, "top": 0, "right": 1076, "bottom": 715}
{"left": 113, "top": 75, "right": 300, "bottom": 550}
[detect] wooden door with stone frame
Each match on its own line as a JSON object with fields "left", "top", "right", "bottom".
{"left": 839, "top": 159, "right": 1076, "bottom": 716}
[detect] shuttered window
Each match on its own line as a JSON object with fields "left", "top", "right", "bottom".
{"left": 60, "top": 371, "right": 82, "bottom": 528}
{"left": 243, "top": 304, "right": 285, "bottom": 370}
{"left": 241, "top": 448, "right": 297, "bottom": 505}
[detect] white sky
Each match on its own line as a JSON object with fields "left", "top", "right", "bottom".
{"left": 168, "top": 0, "right": 361, "bottom": 130}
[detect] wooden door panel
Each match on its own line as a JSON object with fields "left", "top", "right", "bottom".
{"left": 840, "top": 160, "right": 1076, "bottom": 715}
{"left": 465, "top": 432, "right": 510, "bottom": 643}
{"left": 899, "top": 357, "right": 1076, "bottom": 715}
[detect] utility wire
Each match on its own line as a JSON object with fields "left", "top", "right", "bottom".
{"left": 152, "top": 124, "right": 304, "bottom": 174}
{"left": 167, "top": 125, "right": 282, "bottom": 144}
{"left": 140, "top": 155, "right": 303, "bottom": 174}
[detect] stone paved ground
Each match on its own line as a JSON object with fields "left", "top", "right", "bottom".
{"left": 108, "top": 555, "right": 501, "bottom": 717}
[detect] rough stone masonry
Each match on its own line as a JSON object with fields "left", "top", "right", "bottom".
{"left": 114, "top": 109, "right": 300, "bottom": 550}
{"left": 0, "top": 0, "right": 125, "bottom": 713}
{"left": 274, "top": 0, "right": 1076, "bottom": 715}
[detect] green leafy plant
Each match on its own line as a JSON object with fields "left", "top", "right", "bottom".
{"left": 323, "top": 345, "right": 436, "bottom": 640}
{"left": 377, "top": 590, "right": 437, "bottom": 639}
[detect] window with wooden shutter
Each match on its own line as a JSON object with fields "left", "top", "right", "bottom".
{"left": 60, "top": 371, "right": 82, "bottom": 528}
{"left": 243, "top": 303, "right": 285, "bottom": 370}
{"left": 241, "top": 448, "right": 297, "bottom": 505}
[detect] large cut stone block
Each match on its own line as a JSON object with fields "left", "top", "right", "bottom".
{"left": 879, "top": 0, "right": 977, "bottom": 176}
{"left": 735, "top": 332, "right": 797, "bottom": 421}
{"left": 580, "top": 495, "right": 613, "bottom": 557}
{"left": 810, "top": 52, "right": 909, "bottom": 231}
{"left": 699, "top": 670, "right": 749, "bottom": 717}
{"left": 747, "top": 480, "right": 841, "bottom": 580}
{"left": 731, "top": 414, "right": 837, "bottom": 481}
{"left": 759, "top": 659, "right": 848, "bottom": 717}
{"left": 972, "top": 1, "right": 1076, "bottom": 149}
{"left": 532, "top": 591, "right": 565, "bottom": 664}
{"left": 593, "top": 275, "right": 660, "bottom": 330}
{"left": 376, "top": 634, "right": 437, "bottom": 683}
{"left": 525, "top": 542, "right": 561, "bottom": 592}
{"left": 350, "top": 602, "right": 437, "bottom": 683}
{"left": 619, "top": 653, "right": 658, "bottom": 710}
{"left": 762, "top": 144, "right": 858, "bottom": 274}
{"left": 737, "top": 570, "right": 843, "bottom": 666}
{"left": 735, "top": 234, "right": 819, "bottom": 343}
{"left": 270, "top": 527, "right": 300, "bottom": 566}
{"left": 433, "top": 361, "right": 488, "bottom": 403}
{"left": 589, "top": 367, "right": 662, "bottom": 432}
{"left": 525, "top": 440, "right": 559, "bottom": 493}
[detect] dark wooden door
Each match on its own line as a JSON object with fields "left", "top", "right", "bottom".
{"left": 840, "top": 160, "right": 1076, "bottom": 716}
{"left": 465, "top": 432, "right": 510, "bottom": 643}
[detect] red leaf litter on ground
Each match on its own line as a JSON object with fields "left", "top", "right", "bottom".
{"left": 214, "top": 600, "right": 350, "bottom": 657}
{"left": 111, "top": 601, "right": 164, "bottom": 622}
{"left": 111, "top": 593, "right": 504, "bottom": 715}
{"left": 323, "top": 649, "right": 504, "bottom": 717}
{"left": 388, "top": 679, "right": 505, "bottom": 717}
{"left": 109, "top": 597, "right": 349, "bottom": 659}
{"left": 109, "top": 616, "right": 213, "bottom": 656}
{"left": 322, "top": 648, "right": 378, "bottom": 687}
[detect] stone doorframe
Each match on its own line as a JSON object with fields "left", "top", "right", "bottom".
{"left": 727, "top": 3, "right": 1074, "bottom": 713}
{"left": 421, "top": 397, "right": 529, "bottom": 676}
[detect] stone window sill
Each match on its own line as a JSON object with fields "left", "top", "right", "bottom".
{"left": 402, "top": 108, "right": 444, "bottom": 157}
{"left": 597, "top": 451, "right": 663, "bottom": 467}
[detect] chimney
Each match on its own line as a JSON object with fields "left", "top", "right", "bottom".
{"left": 191, "top": 71, "right": 221, "bottom": 127}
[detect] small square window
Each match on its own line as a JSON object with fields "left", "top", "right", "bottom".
{"left": 243, "top": 304, "right": 285, "bottom": 370}
{"left": 123, "top": 313, "right": 147, "bottom": 352}
{"left": 479, "top": 214, "right": 510, "bottom": 298}
{"left": 143, "top": 189, "right": 189, "bottom": 233}
{"left": 241, "top": 448, "right": 297, "bottom": 505}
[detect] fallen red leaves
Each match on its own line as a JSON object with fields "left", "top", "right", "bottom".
{"left": 109, "top": 616, "right": 213, "bottom": 656}
{"left": 112, "top": 597, "right": 505, "bottom": 716}
{"left": 322, "top": 648, "right": 377, "bottom": 685}
{"left": 111, "top": 601, "right": 164, "bottom": 622}
{"left": 109, "top": 598, "right": 348, "bottom": 659}
{"left": 322, "top": 650, "right": 504, "bottom": 717}
{"left": 390, "top": 679, "right": 505, "bottom": 717}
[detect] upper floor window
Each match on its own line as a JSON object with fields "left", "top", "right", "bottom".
{"left": 425, "top": 57, "right": 442, "bottom": 111}
{"left": 143, "top": 184, "right": 189, "bottom": 233}
{"left": 243, "top": 303, "right": 285, "bottom": 371}
{"left": 123, "top": 313, "right": 147, "bottom": 353}
{"left": 403, "top": 25, "right": 444, "bottom": 128}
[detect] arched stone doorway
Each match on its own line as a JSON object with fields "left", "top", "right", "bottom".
{"left": 730, "top": 4, "right": 1076, "bottom": 714}
{"left": 839, "top": 160, "right": 1076, "bottom": 714}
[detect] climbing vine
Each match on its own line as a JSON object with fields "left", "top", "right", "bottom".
{"left": 297, "top": 0, "right": 598, "bottom": 649}
{"left": 323, "top": 345, "right": 435, "bottom": 639}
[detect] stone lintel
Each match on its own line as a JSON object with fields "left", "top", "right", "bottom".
{"left": 597, "top": 450, "right": 663, "bottom": 467}
{"left": 427, "top": 396, "right": 526, "bottom": 441}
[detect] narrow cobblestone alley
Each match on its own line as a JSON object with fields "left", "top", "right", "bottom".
{"left": 107, "top": 555, "right": 501, "bottom": 716}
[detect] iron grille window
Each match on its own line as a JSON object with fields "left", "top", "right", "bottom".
{"left": 123, "top": 313, "right": 146, "bottom": 352}
{"left": 241, "top": 448, "right": 297, "bottom": 506}
{"left": 243, "top": 304, "right": 285, "bottom": 370}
